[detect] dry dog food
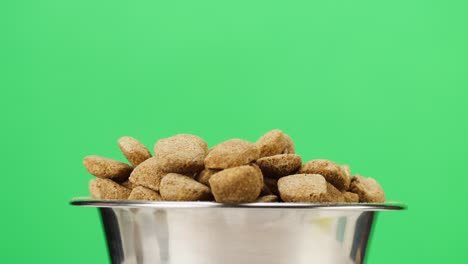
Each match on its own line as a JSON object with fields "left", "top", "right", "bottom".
{"left": 128, "top": 157, "right": 166, "bottom": 191}
{"left": 343, "top": 191, "right": 359, "bottom": 203}
{"left": 205, "top": 139, "right": 259, "bottom": 169}
{"left": 299, "top": 159, "right": 350, "bottom": 191}
{"left": 256, "top": 154, "right": 302, "bottom": 179}
{"left": 277, "top": 174, "right": 327, "bottom": 202}
{"left": 283, "top": 134, "right": 295, "bottom": 154}
{"left": 83, "top": 131, "right": 387, "bottom": 203}
{"left": 256, "top": 195, "right": 279, "bottom": 203}
{"left": 89, "top": 178, "right": 131, "bottom": 200}
{"left": 128, "top": 186, "right": 162, "bottom": 201}
{"left": 209, "top": 165, "right": 263, "bottom": 203}
{"left": 195, "top": 168, "right": 220, "bottom": 187}
{"left": 160, "top": 173, "right": 212, "bottom": 201}
{"left": 118, "top": 136, "right": 152, "bottom": 167}
{"left": 154, "top": 134, "right": 208, "bottom": 174}
{"left": 121, "top": 180, "right": 137, "bottom": 189}
{"left": 321, "top": 183, "right": 345, "bottom": 203}
{"left": 84, "top": 156, "right": 132, "bottom": 182}
{"left": 350, "top": 175, "right": 385, "bottom": 203}
{"left": 256, "top": 129, "right": 293, "bottom": 158}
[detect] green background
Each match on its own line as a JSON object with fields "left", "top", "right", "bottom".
{"left": 1, "top": 0, "right": 467, "bottom": 263}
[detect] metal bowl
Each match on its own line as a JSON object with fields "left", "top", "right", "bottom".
{"left": 71, "top": 198, "right": 405, "bottom": 264}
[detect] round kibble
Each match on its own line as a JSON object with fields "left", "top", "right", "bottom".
{"left": 278, "top": 174, "right": 327, "bottom": 203}
{"left": 282, "top": 134, "right": 295, "bottom": 154}
{"left": 160, "top": 173, "right": 212, "bottom": 201}
{"left": 343, "top": 191, "right": 359, "bottom": 203}
{"left": 121, "top": 180, "right": 137, "bottom": 189}
{"left": 195, "top": 168, "right": 221, "bottom": 187}
{"left": 204, "top": 139, "right": 260, "bottom": 169}
{"left": 341, "top": 165, "right": 351, "bottom": 179}
{"left": 209, "top": 165, "right": 263, "bottom": 203}
{"left": 321, "top": 183, "right": 345, "bottom": 203}
{"left": 256, "top": 195, "right": 279, "bottom": 203}
{"left": 128, "top": 157, "right": 167, "bottom": 191}
{"left": 118, "top": 136, "right": 152, "bottom": 167}
{"left": 83, "top": 155, "right": 132, "bottom": 182}
{"left": 89, "top": 178, "right": 131, "bottom": 200}
{"left": 256, "top": 129, "right": 289, "bottom": 158}
{"left": 154, "top": 134, "right": 208, "bottom": 174}
{"left": 128, "top": 186, "right": 162, "bottom": 201}
{"left": 299, "top": 160, "right": 350, "bottom": 191}
{"left": 256, "top": 154, "right": 302, "bottom": 179}
{"left": 349, "top": 175, "right": 385, "bottom": 203}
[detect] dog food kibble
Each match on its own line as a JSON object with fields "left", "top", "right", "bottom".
{"left": 121, "top": 180, "right": 137, "bottom": 189}
{"left": 321, "top": 183, "right": 345, "bottom": 203}
{"left": 154, "top": 134, "right": 208, "bottom": 174}
{"left": 278, "top": 174, "right": 327, "bottom": 202}
{"left": 204, "top": 139, "right": 260, "bottom": 169}
{"left": 256, "top": 154, "right": 302, "bottom": 179}
{"left": 128, "top": 186, "right": 162, "bottom": 201}
{"left": 83, "top": 129, "right": 387, "bottom": 203}
{"left": 118, "top": 136, "right": 152, "bottom": 167}
{"left": 83, "top": 156, "right": 132, "bottom": 182}
{"left": 160, "top": 173, "right": 212, "bottom": 201}
{"left": 299, "top": 160, "right": 350, "bottom": 191}
{"left": 128, "top": 157, "right": 166, "bottom": 191}
{"left": 256, "top": 129, "right": 292, "bottom": 158}
{"left": 343, "top": 191, "right": 359, "bottom": 203}
{"left": 341, "top": 165, "right": 351, "bottom": 178}
{"left": 350, "top": 175, "right": 385, "bottom": 203}
{"left": 195, "top": 168, "right": 220, "bottom": 187}
{"left": 283, "top": 134, "right": 295, "bottom": 154}
{"left": 256, "top": 195, "right": 279, "bottom": 203}
{"left": 89, "top": 178, "right": 131, "bottom": 200}
{"left": 209, "top": 165, "right": 263, "bottom": 203}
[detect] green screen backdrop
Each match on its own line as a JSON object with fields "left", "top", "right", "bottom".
{"left": 1, "top": 0, "right": 467, "bottom": 263}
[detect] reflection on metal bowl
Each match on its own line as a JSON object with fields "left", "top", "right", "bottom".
{"left": 71, "top": 199, "right": 405, "bottom": 264}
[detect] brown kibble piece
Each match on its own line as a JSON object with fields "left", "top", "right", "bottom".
{"left": 283, "top": 134, "right": 295, "bottom": 154}
{"left": 121, "top": 180, "right": 137, "bottom": 189}
{"left": 321, "top": 183, "right": 345, "bottom": 203}
{"left": 300, "top": 160, "right": 350, "bottom": 191}
{"left": 256, "top": 154, "right": 302, "bottom": 179}
{"left": 89, "top": 178, "right": 131, "bottom": 200}
{"left": 278, "top": 174, "right": 327, "bottom": 203}
{"left": 83, "top": 155, "right": 132, "bottom": 182}
{"left": 343, "top": 191, "right": 359, "bottom": 203}
{"left": 128, "top": 186, "right": 162, "bottom": 201}
{"left": 154, "top": 134, "right": 208, "bottom": 174}
{"left": 160, "top": 173, "right": 212, "bottom": 201}
{"left": 256, "top": 129, "right": 289, "bottom": 158}
{"left": 350, "top": 175, "right": 385, "bottom": 203}
{"left": 209, "top": 165, "right": 263, "bottom": 203}
{"left": 195, "top": 168, "right": 220, "bottom": 187}
{"left": 118, "top": 136, "right": 152, "bottom": 167}
{"left": 341, "top": 165, "right": 351, "bottom": 178}
{"left": 256, "top": 195, "right": 279, "bottom": 203}
{"left": 204, "top": 139, "right": 260, "bottom": 169}
{"left": 128, "top": 157, "right": 166, "bottom": 191}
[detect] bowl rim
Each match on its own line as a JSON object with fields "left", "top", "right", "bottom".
{"left": 70, "top": 197, "right": 406, "bottom": 211}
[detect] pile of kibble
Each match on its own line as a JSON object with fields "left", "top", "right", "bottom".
{"left": 84, "top": 130, "right": 385, "bottom": 203}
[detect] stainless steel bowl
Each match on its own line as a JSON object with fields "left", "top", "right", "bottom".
{"left": 71, "top": 198, "right": 405, "bottom": 264}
